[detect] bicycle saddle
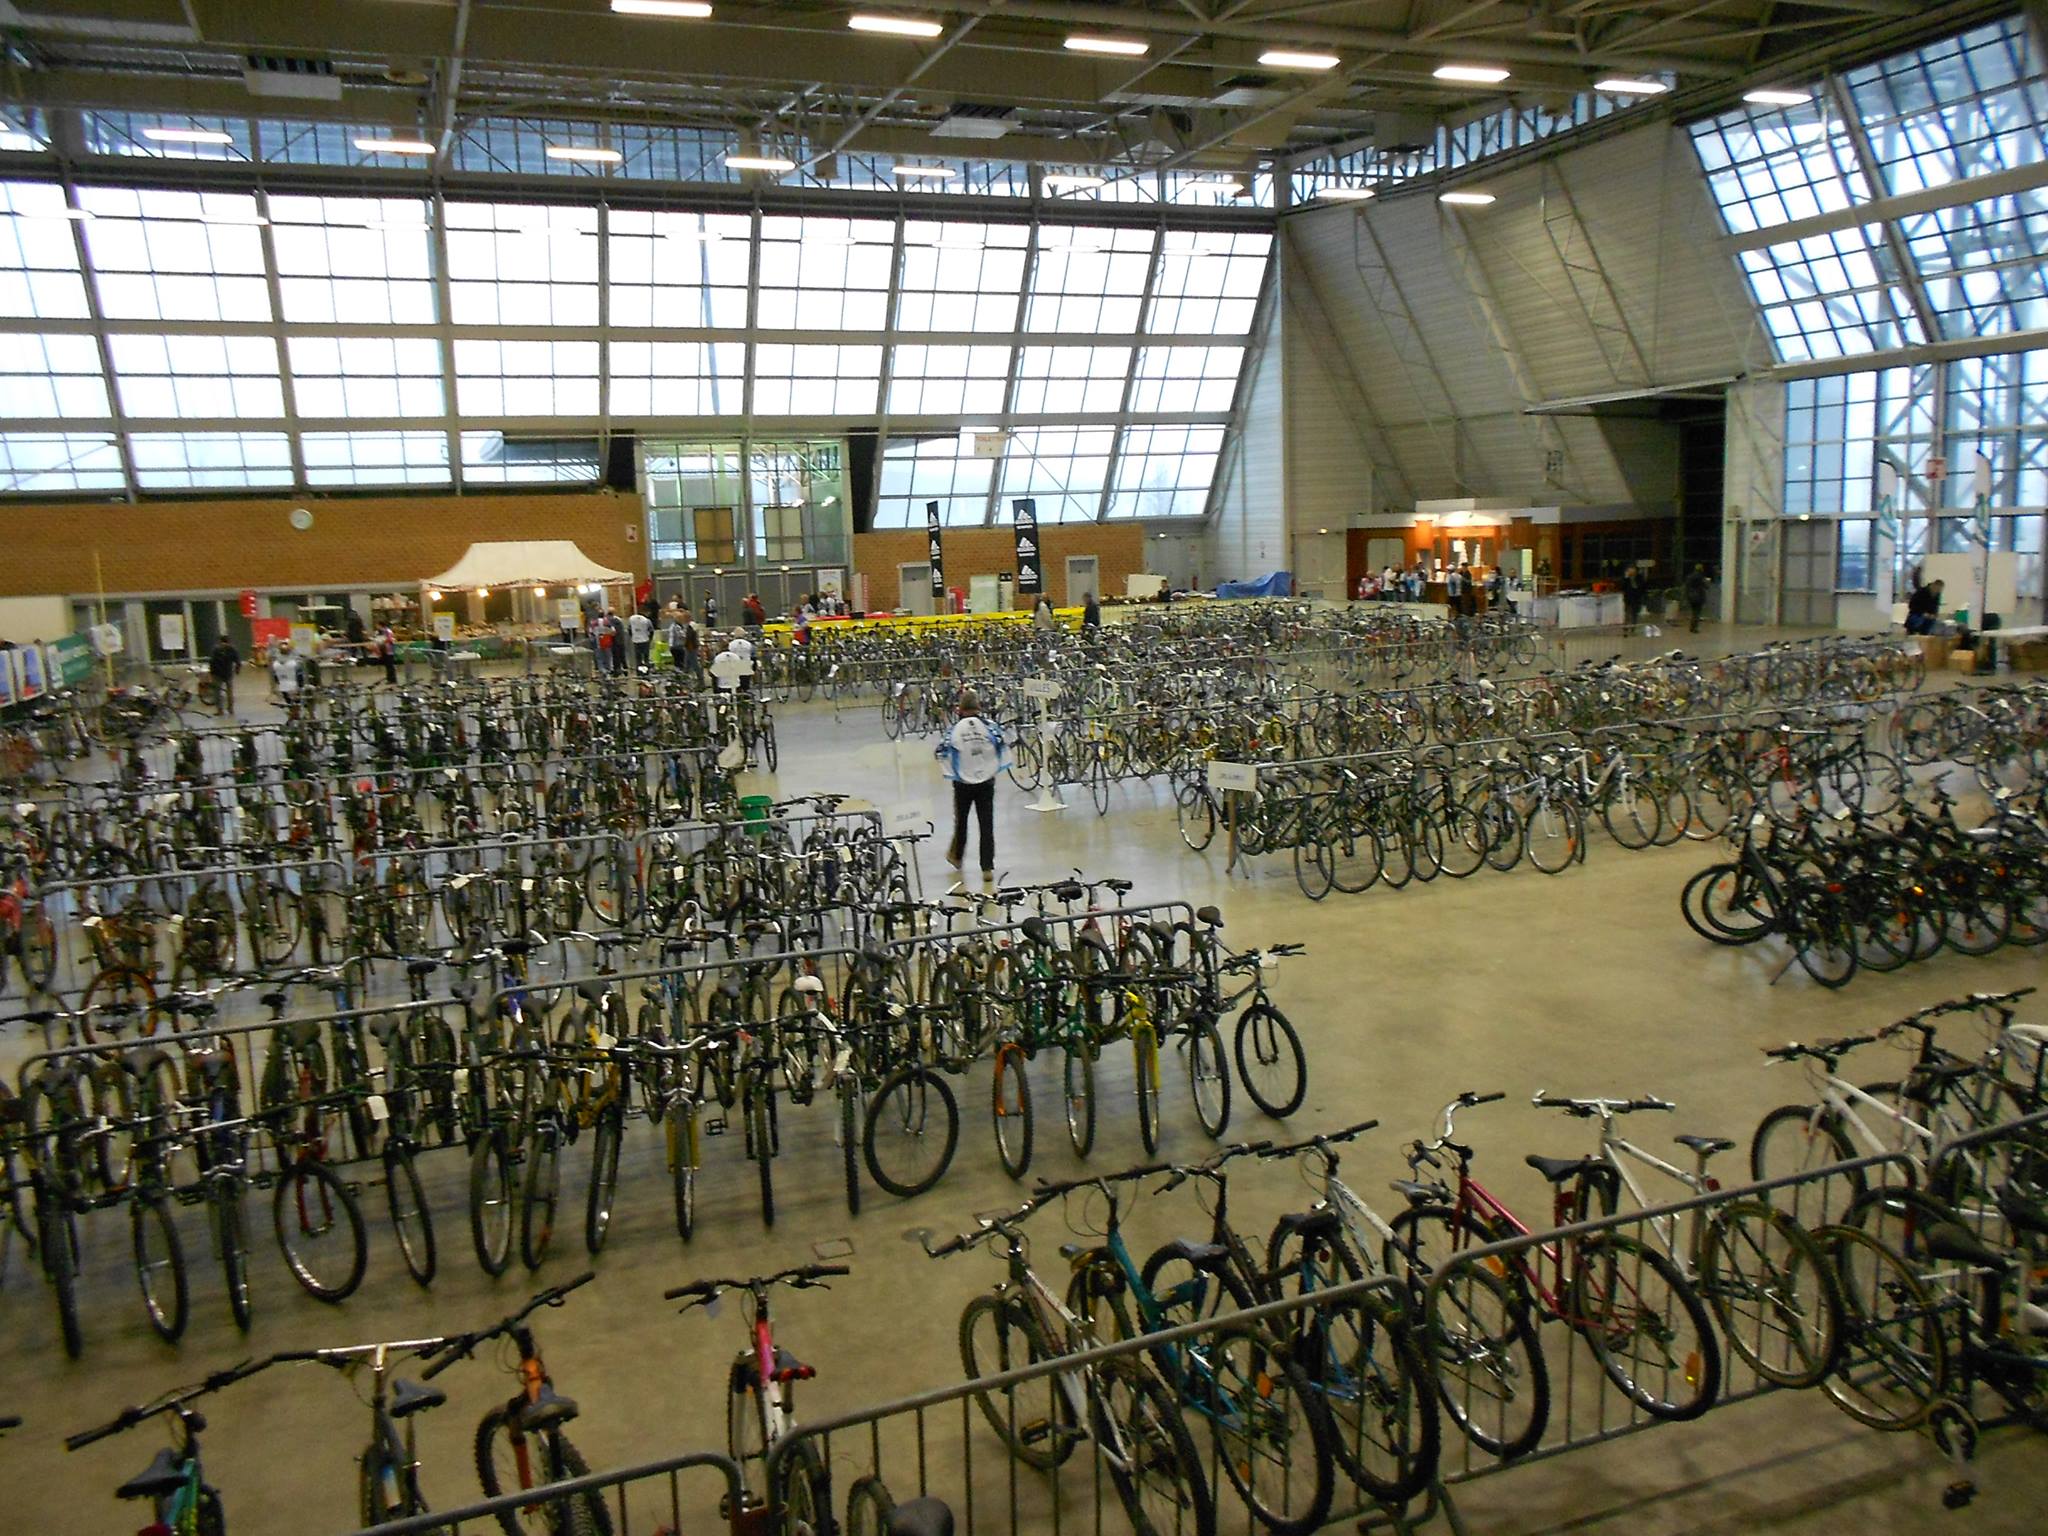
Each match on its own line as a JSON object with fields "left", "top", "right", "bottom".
{"left": 1153, "top": 1237, "right": 1230, "bottom": 1271}
{"left": 1525, "top": 1154, "right": 1603, "bottom": 1184}
{"left": 387, "top": 1380, "right": 448, "bottom": 1420}
{"left": 120, "top": 1046, "right": 170, "bottom": 1078}
{"left": 1269, "top": 1207, "right": 1344, "bottom": 1245}
{"left": 117, "top": 1448, "right": 189, "bottom": 1501}
{"left": 513, "top": 1386, "right": 578, "bottom": 1432}
{"left": 575, "top": 982, "right": 608, "bottom": 1005}
{"left": 1020, "top": 916, "right": 1052, "bottom": 946}
{"left": 1195, "top": 906, "right": 1223, "bottom": 928}
{"left": 406, "top": 958, "right": 439, "bottom": 978}
{"left": 1052, "top": 881, "right": 1086, "bottom": 902}
{"left": 502, "top": 939, "right": 534, "bottom": 957}
{"left": 259, "top": 990, "right": 290, "bottom": 1011}
{"left": 189, "top": 1050, "right": 234, "bottom": 1085}
{"left": 1390, "top": 1178, "right": 1449, "bottom": 1205}
{"left": 888, "top": 1499, "right": 955, "bottom": 1536}
{"left": 1673, "top": 1134, "right": 1735, "bottom": 1156}
{"left": 1103, "top": 878, "right": 1133, "bottom": 895}
{"left": 1921, "top": 1220, "right": 2011, "bottom": 1271}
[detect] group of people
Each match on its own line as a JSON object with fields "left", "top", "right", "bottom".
{"left": 1031, "top": 593, "right": 1101, "bottom": 630}
{"left": 204, "top": 618, "right": 401, "bottom": 716}
{"left": 1355, "top": 560, "right": 1496, "bottom": 615}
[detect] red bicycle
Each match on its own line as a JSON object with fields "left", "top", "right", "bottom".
{"left": 1387, "top": 1091, "right": 1721, "bottom": 1460}
{"left": 0, "top": 865, "right": 57, "bottom": 997}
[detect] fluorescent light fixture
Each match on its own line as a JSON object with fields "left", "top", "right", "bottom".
{"left": 727, "top": 153, "right": 796, "bottom": 173}
{"left": 1439, "top": 190, "right": 1496, "bottom": 206}
{"left": 546, "top": 144, "right": 623, "bottom": 164}
{"left": 1318, "top": 185, "right": 1376, "bottom": 201}
{"left": 1595, "top": 77, "right": 1668, "bottom": 96}
{"left": 354, "top": 136, "right": 436, "bottom": 155}
{"left": 1066, "top": 35, "right": 1148, "bottom": 57}
{"left": 1433, "top": 64, "right": 1509, "bottom": 84}
{"left": 1260, "top": 49, "right": 1340, "bottom": 71}
{"left": 143, "top": 126, "right": 234, "bottom": 145}
{"left": 892, "top": 164, "right": 957, "bottom": 179}
{"left": 849, "top": 14, "right": 943, "bottom": 38}
{"left": 1743, "top": 87, "right": 1811, "bottom": 106}
{"left": 1043, "top": 172, "right": 1105, "bottom": 191}
{"left": 611, "top": 0, "right": 713, "bottom": 16}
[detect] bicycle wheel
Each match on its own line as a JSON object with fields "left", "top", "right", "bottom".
{"left": 1234, "top": 1004, "right": 1307, "bottom": 1119}
{"left": 1292, "top": 835, "right": 1334, "bottom": 902}
{"left": 1599, "top": 778, "right": 1661, "bottom": 850}
{"left": 38, "top": 1192, "right": 83, "bottom": 1359}
{"left": 214, "top": 1179, "right": 252, "bottom": 1331}
{"left": 1197, "top": 1320, "right": 1336, "bottom": 1536}
{"left": 360, "top": 1432, "right": 427, "bottom": 1526}
{"left": 863, "top": 1066, "right": 959, "bottom": 1198}
{"left": 131, "top": 1192, "right": 189, "bottom": 1343}
{"left": 1186, "top": 1017, "right": 1232, "bottom": 1140}
{"left": 469, "top": 1134, "right": 515, "bottom": 1276}
{"left": 1179, "top": 790, "right": 1219, "bottom": 853}
{"left": 992, "top": 1044, "right": 1034, "bottom": 1180}
{"left": 475, "top": 1413, "right": 614, "bottom": 1536}
{"left": 1748, "top": 1105, "right": 1863, "bottom": 1214}
{"left": 1266, "top": 1221, "right": 1439, "bottom": 1505}
{"left": 272, "top": 1160, "right": 367, "bottom": 1302}
{"left": 384, "top": 1143, "right": 437, "bottom": 1286}
{"left": 746, "top": 1087, "right": 775, "bottom": 1228}
{"left": 959, "top": 1293, "right": 1079, "bottom": 1470}
{"left": 1133, "top": 1025, "right": 1161, "bottom": 1155}
{"left": 584, "top": 1109, "right": 622, "bottom": 1256}
{"left": 1328, "top": 820, "right": 1384, "bottom": 897}
{"left": 838, "top": 1080, "right": 862, "bottom": 1217}
{"left": 668, "top": 1104, "right": 699, "bottom": 1243}
{"left": 1089, "top": 1359, "right": 1217, "bottom": 1536}
{"left": 1697, "top": 1200, "right": 1839, "bottom": 1389}
{"left": 1062, "top": 1044, "right": 1097, "bottom": 1156}
{"left": 1568, "top": 1233, "right": 1720, "bottom": 1419}
{"left": 1521, "top": 798, "right": 1582, "bottom": 875}
{"left": 1432, "top": 802, "right": 1486, "bottom": 880}
{"left": 1812, "top": 1224, "right": 1948, "bottom": 1431}
{"left": 519, "top": 1121, "right": 562, "bottom": 1268}
{"left": 1679, "top": 864, "right": 1776, "bottom": 946}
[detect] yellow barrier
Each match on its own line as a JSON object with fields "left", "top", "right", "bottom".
{"left": 760, "top": 608, "right": 1080, "bottom": 638}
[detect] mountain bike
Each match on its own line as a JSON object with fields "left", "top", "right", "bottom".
{"left": 668, "top": 1264, "right": 848, "bottom": 1536}
{"left": 66, "top": 1358, "right": 276, "bottom": 1535}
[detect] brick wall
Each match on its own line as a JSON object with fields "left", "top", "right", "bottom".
{"left": 1, "top": 491, "right": 648, "bottom": 598}
{"left": 853, "top": 523, "right": 1145, "bottom": 610}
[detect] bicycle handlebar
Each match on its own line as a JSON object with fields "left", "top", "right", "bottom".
{"left": 1031, "top": 1161, "right": 1173, "bottom": 1200}
{"left": 1157, "top": 1140, "right": 1274, "bottom": 1191}
{"left": 1531, "top": 1092, "right": 1675, "bottom": 1117}
{"left": 420, "top": 1272, "right": 595, "bottom": 1379}
{"left": 65, "top": 1356, "right": 277, "bottom": 1451}
{"left": 1257, "top": 1119, "right": 1381, "bottom": 1161}
{"left": 1763, "top": 1035, "right": 1877, "bottom": 1065}
{"left": 663, "top": 1263, "right": 850, "bottom": 1304}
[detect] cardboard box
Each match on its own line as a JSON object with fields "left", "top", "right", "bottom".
{"left": 1950, "top": 649, "right": 1978, "bottom": 674}
{"left": 1920, "top": 634, "right": 1956, "bottom": 669}
{"left": 2008, "top": 639, "right": 2048, "bottom": 673}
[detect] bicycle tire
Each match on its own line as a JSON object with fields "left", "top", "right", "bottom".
{"left": 1187, "top": 1016, "right": 1232, "bottom": 1140}
{"left": 958, "top": 1293, "right": 1079, "bottom": 1470}
{"left": 669, "top": 1104, "right": 698, "bottom": 1243}
{"left": 519, "top": 1121, "right": 562, "bottom": 1268}
{"left": 1679, "top": 863, "right": 1778, "bottom": 945}
{"left": 1748, "top": 1104, "right": 1863, "bottom": 1208}
{"left": 1697, "top": 1199, "right": 1840, "bottom": 1389}
{"left": 1810, "top": 1223, "right": 1948, "bottom": 1431}
{"left": 131, "top": 1191, "right": 189, "bottom": 1343}
{"left": 1568, "top": 1233, "right": 1720, "bottom": 1420}
{"left": 39, "top": 1193, "right": 83, "bottom": 1359}
{"left": 584, "top": 1110, "right": 622, "bottom": 1256}
{"left": 215, "top": 1180, "right": 252, "bottom": 1331}
{"left": 382, "top": 1143, "right": 436, "bottom": 1287}
{"left": 469, "top": 1134, "right": 515, "bottom": 1277}
{"left": 1234, "top": 1003, "right": 1307, "bottom": 1119}
{"left": 747, "top": 1087, "right": 775, "bottom": 1228}
{"left": 839, "top": 1081, "right": 862, "bottom": 1217}
{"left": 993, "top": 1044, "right": 1034, "bottom": 1180}
{"left": 1133, "top": 1025, "right": 1161, "bottom": 1155}
{"left": 1200, "top": 1319, "right": 1337, "bottom": 1536}
{"left": 1062, "top": 1044, "right": 1096, "bottom": 1156}
{"left": 475, "top": 1413, "right": 614, "bottom": 1536}
{"left": 1090, "top": 1358, "right": 1218, "bottom": 1536}
{"left": 273, "top": 1160, "right": 367, "bottom": 1302}
{"left": 863, "top": 1066, "right": 959, "bottom": 1198}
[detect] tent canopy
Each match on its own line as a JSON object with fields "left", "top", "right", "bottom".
{"left": 426, "top": 540, "right": 633, "bottom": 589}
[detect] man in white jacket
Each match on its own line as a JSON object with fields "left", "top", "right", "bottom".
{"left": 934, "top": 689, "right": 1009, "bottom": 883}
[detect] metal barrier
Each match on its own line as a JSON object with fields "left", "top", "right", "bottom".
{"left": 344, "top": 1451, "right": 744, "bottom": 1536}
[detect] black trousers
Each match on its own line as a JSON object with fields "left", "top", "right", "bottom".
{"left": 950, "top": 778, "right": 996, "bottom": 872}
{"left": 381, "top": 655, "right": 397, "bottom": 686}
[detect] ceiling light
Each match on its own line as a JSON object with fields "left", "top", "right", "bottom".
{"left": 546, "top": 145, "right": 623, "bottom": 164}
{"left": 1743, "top": 87, "right": 1811, "bottom": 106}
{"left": 354, "top": 137, "right": 436, "bottom": 155}
{"left": 1595, "top": 78, "right": 1668, "bottom": 96}
{"left": 1043, "top": 172, "right": 1105, "bottom": 191}
{"left": 849, "top": 14, "right": 944, "bottom": 38}
{"left": 610, "top": 0, "right": 713, "bottom": 16}
{"left": 1260, "top": 50, "right": 1340, "bottom": 71}
{"left": 1439, "top": 190, "right": 1496, "bottom": 206}
{"left": 892, "top": 164, "right": 957, "bottom": 179}
{"left": 727, "top": 153, "right": 797, "bottom": 173}
{"left": 1318, "top": 185, "right": 1376, "bottom": 201}
{"left": 1433, "top": 64, "right": 1509, "bottom": 84}
{"left": 142, "top": 126, "right": 234, "bottom": 145}
{"left": 1066, "top": 36, "right": 1148, "bottom": 57}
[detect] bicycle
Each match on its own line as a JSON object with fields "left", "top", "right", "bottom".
{"left": 667, "top": 1264, "right": 848, "bottom": 1536}
{"left": 65, "top": 1356, "right": 283, "bottom": 1532}
{"left": 925, "top": 1195, "right": 1217, "bottom": 1536}
{"left": 420, "top": 1270, "right": 613, "bottom": 1536}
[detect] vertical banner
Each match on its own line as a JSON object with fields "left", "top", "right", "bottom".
{"left": 1873, "top": 459, "right": 1899, "bottom": 611}
{"left": 925, "top": 501, "right": 946, "bottom": 597}
{"left": 1012, "top": 499, "right": 1042, "bottom": 596}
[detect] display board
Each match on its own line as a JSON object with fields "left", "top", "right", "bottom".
{"left": 1922, "top": 551, "right": 2019, "bottom": 621}
{"left": 1013, "top": 500, "right": 1042, "bottom": 595}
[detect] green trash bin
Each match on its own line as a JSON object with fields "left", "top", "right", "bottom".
{"left": 740, "top": 794, "right": 775, "bottom": 836}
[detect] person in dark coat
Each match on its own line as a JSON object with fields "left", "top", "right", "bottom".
{"left": 208, "top": 636, "right": 240, "bottom": 716}
{"left": 1684, "top": 566, "right": 1710, "bottom": 633}
{"left": 1081, "top": 592, "right": 1101, "bottom": 629}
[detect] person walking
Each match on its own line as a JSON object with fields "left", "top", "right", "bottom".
{"left": 665, "top": 610, "right": 689, "bottom": 677}
{"left": 627, "top": 606, "right": 654, "bottom": 672}
{"left": 727, "top": 627, "right": 756, "bottom": 693}
{"left": 270, "top": 638, "right": 302, "bottom": 704}
{"left": 934, "top": 687, "right": 1008, "bottom": 884}
{"left": 375, "top": 621, "right": 399, "bottom": 687}
{"left": 681, "top": 610, "right": 702, "bottom": 683}
{"left": 742, "top": 592, "right": 766, "bottom": 629}
{"left": 1684, "top": 565, "right": 1710, "bottom": 633}
{"left": 1620, "top": 565, "right": 1646, "bottom": 635}
{"left": 1081, "top": 591, "right": 1101, "bottom": 629}
{"left": 703, "top": 592, "right": 719, "bottom": 629}
{"left": 1033, "top": 594, "right": 1055, "bottom": 632}
{"left": 208, "top": 635, "right": 240, "bottom": 716}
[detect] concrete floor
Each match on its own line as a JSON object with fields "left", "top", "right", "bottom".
{"left": 3, "top": 632, "right": 2044, "bottom": 1535}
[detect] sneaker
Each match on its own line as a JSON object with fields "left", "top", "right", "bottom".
{"left": 979, "top": 868, "right": 995, "bottom": 886}
{"left": 946, "top": 848, "right": 963, "bottom": 871}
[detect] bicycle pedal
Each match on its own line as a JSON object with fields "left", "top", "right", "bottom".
{"left": 704, "top": 1117, "right": 728, "bottom": 1136}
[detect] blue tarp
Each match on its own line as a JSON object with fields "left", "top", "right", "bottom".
{"left": 1213, "top": 572, "right": 1292, "bottom": 599}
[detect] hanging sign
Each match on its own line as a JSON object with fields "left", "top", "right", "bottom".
{"left": 925, "top": 501, "right": 946, "bottom": 596}
{"left": 238, "top": 589, "right": 258, "bottom": 618}
{"left": 157, "top": 612, "right": 187, "bottom": 653}
{"left": 1013, "top": 499, "right": 1042, "bottom": 596}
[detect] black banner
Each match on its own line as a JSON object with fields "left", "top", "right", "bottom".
{"left": 925, "top": 501, "right": 945, "bottom": 596}
{"left": 1012, "top": 499, "right": 1041, "bottom": 596}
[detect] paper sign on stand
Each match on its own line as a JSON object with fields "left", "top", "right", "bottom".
{"left": 432, "top": 612, "right": 457, "bottom": 643}
{"left": 1022, "top": 676, "right": 1066, "bottom": 813}
{"left": 1206, "top": 760, "right": 1259, "bottom": 873}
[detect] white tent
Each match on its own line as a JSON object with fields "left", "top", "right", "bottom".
{"left": 426, "top": 540, "right": 632, "bottom": 589}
